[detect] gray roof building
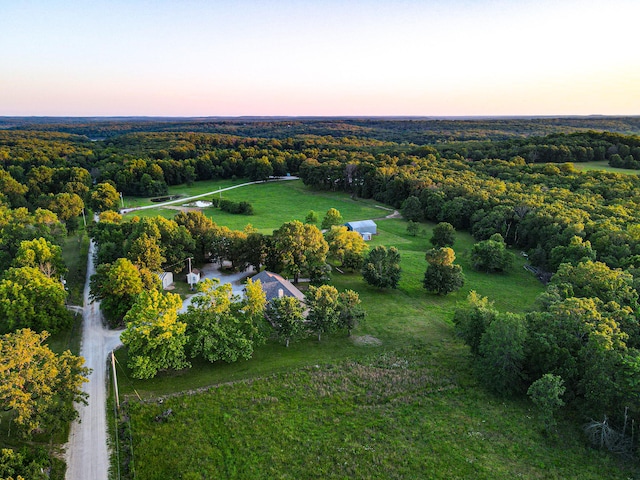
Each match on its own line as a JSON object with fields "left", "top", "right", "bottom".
{"left": 345, "top": 220, "right": 377, "bottom": 235}
{"left": 251, "top": 270, "right": 305, "bottom": 302}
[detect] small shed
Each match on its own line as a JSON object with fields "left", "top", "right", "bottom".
{"left": 186, "top": 269, "right": 201, "bottom": 288}
{"left": 345, "top": 220, "right": 377, "bottom": 238}
{"left": 157, "top": 271, "right": 174, "bottom": 290}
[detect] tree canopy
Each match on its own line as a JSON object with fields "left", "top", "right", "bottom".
{"left": 361, "top": 246, "right": 401, "bottom": 289}
{"left": 0, "top": 329, "right": 89, "bottom": 437}
{"left": 0, "top": 267, "right": 70, "bottom": 334}
{"left": 269, "top": 221, "right": 328, "bottom": 283}
{"left": 121, "top": 289, "right": 189, "bottom": 379}
{"left": 423, "top": 247, "right": 465, "bottom": 295}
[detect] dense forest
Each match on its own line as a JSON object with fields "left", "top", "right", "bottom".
{"left": 2, "top": 115, "right": 640, "bottom": 142}
{"left": 2, "top": 116, "right": 640, "bottom": 476}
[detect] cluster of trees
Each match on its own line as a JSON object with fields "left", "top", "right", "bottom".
{"left": 268, "top": 285, "right": 364, "bottom": 347}
{"left": 296, "top": 140, "right": 640, "bottom": 281}
{"left": 89, "top": 207, "right": 370, "bottom": 323}
{"left": 0, "top": 329, "right": 89, "bottom": 437}
{"left": 0, "top": 134, "right": 94, "bottom": 471}
{"left": 118, "top": 276, "right": 365, "bottom": 379}
{"left": 121, "top": 278, "right": 268, "bottom": 379}
{"left": 0, "top": 208, "right": 72, "bottom": 334}
{"left": 438, "top": 131, "right": 640, "bottom": 167}
{"left": 454, "top": 259, "right": 640, "bottom": 445}
{"left": 361, "top": 246, "right": 401, "bottom": 289}
{"left": 8, "top": 116, "right": 639, "bottom": 144}
{"left": 211, "top": 197, "right": 254, "bottom": 215}
{"left": 0, "top": 445, "right": 63, "bottom": 480}
{"left": 88, "top": 204, "right": 372, "bottom": 379}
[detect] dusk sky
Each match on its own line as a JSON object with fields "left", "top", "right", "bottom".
{"left": 2, "top": 0, "right": 638, "bottom": 117}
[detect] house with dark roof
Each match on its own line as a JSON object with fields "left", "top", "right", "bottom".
{"left": 251, "top": 270, "right": 305, "bottom": 303}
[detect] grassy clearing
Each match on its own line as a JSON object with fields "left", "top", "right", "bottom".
{"left": 120, "top": 178, "right": 247, "bottom": 209}
{"left": 572, "top": 161, "right": 640, "bottom": 175}
{"left": 125, "top": 179, "right": 387, "bottom": 233}
{"left": 123, "top": 346, "right": 635, "bottom": 479}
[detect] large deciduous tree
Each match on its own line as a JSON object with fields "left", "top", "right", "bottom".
{"left": 0, "top": 267, "right": 70, "bottom": 334}
{"left": 47, "top": 192, "right": 84, "bottom": 224}
{"left": 90, "top": 258, "right": 146, "bottom": 327}
{"left": 527, "top": 373, "right": 566, "bottom": 432}
{"left": 267, "top": 296, "right": 306, "bottom": 347}
{"left": 269, "top": 220, "right": 328, "bottom": 283}
{"left": 477, "top": 312, "right": 527, "bottom": 396}
{"left": 121, "top": 289, "right": 189, "bottom": 379}
{"left": 430, "top": 222, "right": 456, "bottom": 248}
{"left": 306, "top": 285, "right": 340, "bottom": 341}
{"left": 325, "top": 225, "right": 367, "bottom": 270}
{"left": 245, "top": 156, "right": 274, "bottom": 181}
{"left": 453, "top": 291, "right": 498, "bottom": 356}
{"left": 471, "top": 233, "right": 514, "bottom": 272}
{"left": 174, "top": 210, "right": 218, "bottom": 262}
{"left": 423, "top": 247, "right": 465, "bottom": 295}
{"left": 126, "top": 232, "right": 165, "bottom": 272}
{"left": 321, "top": 208, "right": 344, "bottom": 229}
{"left": 13, "top": 237, "right": 66, "bottom": 279}
{"left": 181, "top": 278, "right": 267, "bottom": 363}
{"left": 401, "top": 195, "right": 423, "bottom": 222}
{"left": 361, "top": 245, "right": 401, "bottom": 289}
{"left": 337, "top": 289, "right": 365, "bottom": 336}
{"left": 0, "top": 329, "right": 89, "bottom": 437}
{"left": 90, "top": 182, "right": 120, "bottom": 212}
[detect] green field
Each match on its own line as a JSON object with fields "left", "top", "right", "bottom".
{"left": 113, "top": 181, "right": 638, "bottom": 479}
{"left": 120, "top": 178, "right": 247, "bottom": 208}
{"left": 124, "top": 179, "right": 387, "bottom": 233}
{"left": 124, "top": 349, "right": 631, "bottom": 480}
{"left": 572, "top": 160, "right": 640, "bottom": 175}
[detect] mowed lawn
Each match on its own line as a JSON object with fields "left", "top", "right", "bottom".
{"left": 124, "top": 178, "right": 387, "bottom": 232}
{"left": 572, "top": 160, "right": 640, "bottom": 175}
{"left": 115, "top": 181, "right": 639, "bottom": 479}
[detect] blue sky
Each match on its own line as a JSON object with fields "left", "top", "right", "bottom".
{"left": 1, "top": 0, "right": 638, "bottom": 116}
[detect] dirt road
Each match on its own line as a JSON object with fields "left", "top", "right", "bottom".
{"left": 65, "top": 240, "right": 122, "bottom": 480}
{"left": 121, "top": 176, "right": 299, "bottom": 214}
{"left": 64, "top": 177, "right": 299, "bottom": 478}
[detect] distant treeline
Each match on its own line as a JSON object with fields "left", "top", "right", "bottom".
{"left": 3, "top": 116, "right": 640, "bottom": 143}
{"left": 2, "top": 127, "right": 640, "bottom": 275}
{"left": 438, "top": 131, "right": 640, "bottom": 167}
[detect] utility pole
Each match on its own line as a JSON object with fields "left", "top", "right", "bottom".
{"left": 111, "top": 350, "right": 120, "bottom": 411}
{"left": 119, "top": 192, "right": 125, "bottom": 209}
{"left": 81, "top": 208, "right": 86, "bottom": 227}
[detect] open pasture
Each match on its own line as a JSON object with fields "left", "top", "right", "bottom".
{"left": 114, "top": 180, "right": 637, "bottom": 479}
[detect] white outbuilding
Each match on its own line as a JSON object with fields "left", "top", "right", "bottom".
{"left": 345, "top": 220, "right": 377, "bottom": 239}
{"left": 186, "top": 269, "right": 201, "bottom": 289}
{"left": 157, "top": 271, "right": 174, "bottom": 290}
